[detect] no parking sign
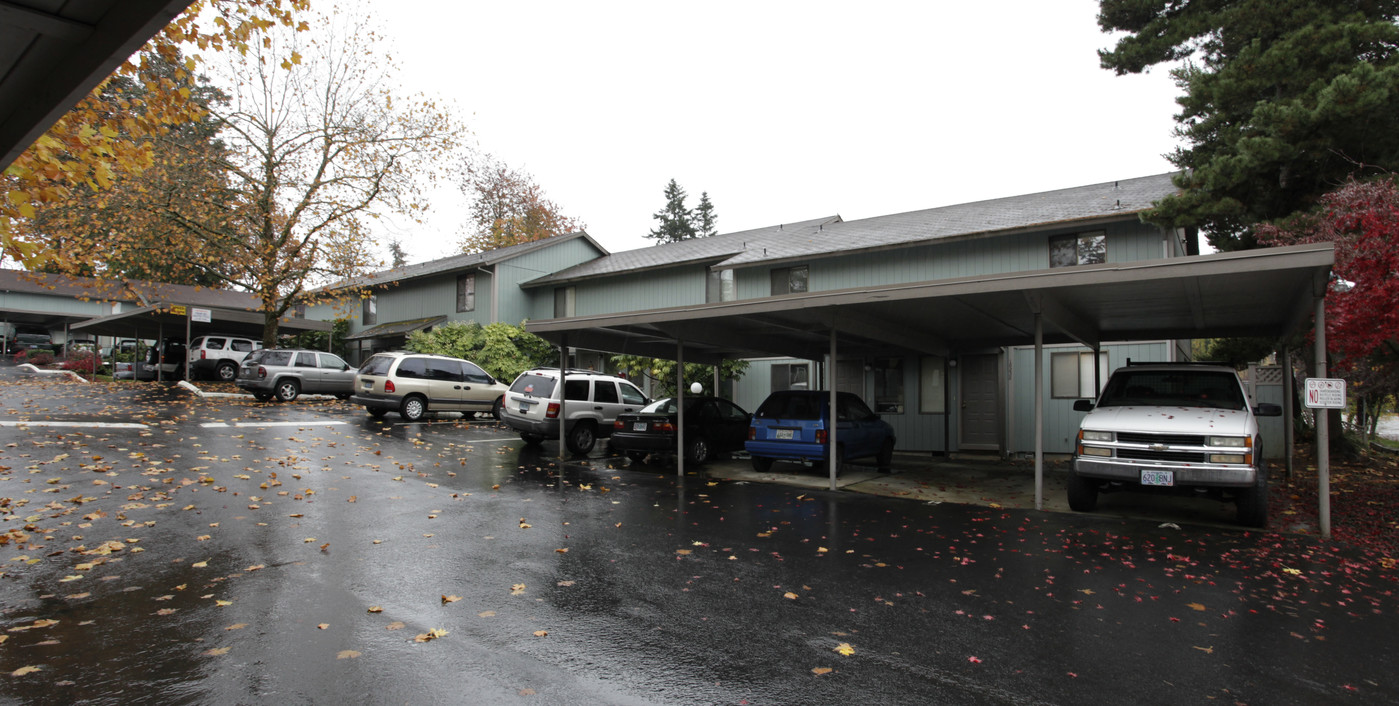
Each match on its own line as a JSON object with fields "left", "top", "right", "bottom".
{"left": 1304, "top": 378, "right": 1346, "bottom": 409}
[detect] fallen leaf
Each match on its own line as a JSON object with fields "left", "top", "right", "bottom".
{"left": 1186, "top": 602, "right": 1206, "bottom": 612}
{"left": 1193, "top": 645, "right": 1214, "bottom": 654}
{"left": 533, "top": 630, "right": 548, "bottom": 637}
{"left": 555, "top": 548, "right": 568, "bottom": 554}
{"left": 204, "top": 647, "right": 231, "bottom": 656}
{"left": 413, "top": 627, "right": 448, "bottom": 643}
{"left": 835, "top": 643, "right": 855, "bottom": 656}
{"left": 226, "top": 624, "right": 247, "bottom": 631}
{"left": 510, "top": 583, "right": 526, "bottom": 595}
{"left": 368, "top": 606, "right": 383, "bottom": 613}
{"left": 317, "top": 623, "right": 329, "bottom": 630}
{"left": 386, "top": 622, "right": 405, "bottom": 631}
{"left": 337, "top": 650, "right": 361, "bottom": 659}
{"left": 11, "top": 666, "right": 40, "bottom": 676}
{"left": 215, "top": 600, "right": 232, "bottom": 607}
{"left": 812, "top": 667, "right": 833, "bottom": 676}
{"left": 478, "top": 611, "right": 496, "bottom": 618}
{"left": 784, "top": 592, "right": 799, "bottom": 600}
{"left": 442, "top": 595, "right": 461, "bottom": 604}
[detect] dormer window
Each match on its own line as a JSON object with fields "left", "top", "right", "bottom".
{"left": 1050, "top": 231, "right": 1106, "bottom": 268}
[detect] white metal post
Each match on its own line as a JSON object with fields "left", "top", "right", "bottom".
{"left": 676, "top": 339, "right": 685, "bottom": 477}
{"left": 828, "top": 323, "right": 838, "bottom": 492}
{"left": 1315, "top": 296, "right": 1330, "bottom": 539}
{"left": 1034, "top": 312, "right": 1044, "bottom": 511}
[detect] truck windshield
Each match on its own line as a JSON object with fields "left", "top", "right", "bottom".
{"left": 1098, "top": 370, "right": 1246, "bottom": 411}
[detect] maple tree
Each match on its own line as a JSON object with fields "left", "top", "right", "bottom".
{"left": 1257, "top": 176, "right": 1399, "bottom": 430}
{"left": 405, "top": 321, "right": 557, "bottom": 383}
{"left": 1, "top": 0, "right": 311, "bottom": 269}
{"left": 458, "top": 155, "right": 585, "bottom": 254}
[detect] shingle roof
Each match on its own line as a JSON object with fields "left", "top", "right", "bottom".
{"left": 521, "top": 215, "right": 842, "bottom": 287}
{"left": 334, "top": 231, "right": 606, "bottom": 291}
{"left": 716, "top": 173, "right": 1180, "bottom": 268}
{"left": 0, "top": 268, "right": 260, "bottom": 309}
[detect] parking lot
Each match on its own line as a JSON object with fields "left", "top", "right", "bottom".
{"left": 1, "top": 368, "right": 1395, "bottom": 704}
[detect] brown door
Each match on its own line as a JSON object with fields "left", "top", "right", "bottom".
{"left": 960, "top": 354, "right": 1001, "bottom": 451}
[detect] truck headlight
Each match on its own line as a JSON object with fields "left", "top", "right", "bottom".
{"left": 1081, "top": 430, "right": 1113, "bottom": 442}
{"left": 1207, "top": 436, "right": 1247, "bottom": 448}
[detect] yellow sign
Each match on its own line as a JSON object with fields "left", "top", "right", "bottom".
{"left": 170, "top": 305, "right": 187, "bottom": 316}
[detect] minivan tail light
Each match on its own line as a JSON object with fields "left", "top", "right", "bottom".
{"left": 384, "top": 380, "right": 395, "bottom": 393}
{"left": 546, "top": 402, "right": 560, "bottom": 419}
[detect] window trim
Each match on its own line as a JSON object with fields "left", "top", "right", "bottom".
{"left": 1049, "top": 230, "right": 1106, "bottom": 268}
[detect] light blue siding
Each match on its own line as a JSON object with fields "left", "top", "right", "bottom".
{"left": 1007, "top": 341, "right": 1173, "bottom": 454}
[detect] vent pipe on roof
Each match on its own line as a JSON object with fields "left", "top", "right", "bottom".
{"left": 1114, "top": 181, "right": 1119, "bottom": 188}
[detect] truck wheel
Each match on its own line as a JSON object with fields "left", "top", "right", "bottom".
{"left": 1236, "top": 470, "right": 1269, "bottom": 528}
{"left": 565, "top": 421, "right": 597, "bottom": 455}
{"left": 1067, "top": 474, "right": 1099, "bottom": 512}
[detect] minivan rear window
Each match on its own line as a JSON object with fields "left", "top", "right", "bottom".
{"left": 510, "top": 373, "right": 557, "bottom": 398}
{"left": 359, "top": 355, "right": 395, "bottom": 376}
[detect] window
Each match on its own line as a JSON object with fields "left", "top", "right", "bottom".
{"left": 461, "top": 361, "right": 492, "bottom": 384}
{"left": 706, "top": 269, "right": 735, "bottom": 303}
{"left": 593, "top": 381, "right": 619, "bottom": 404}
{"left": 554, "top": 287, "right": 575, "bottom": 318}
{"left": 362, "top": 295, "right": 377, "bottom": 325}
{"left": 296, "top": 352, "right": 317, "bottom": 367}
{"left": 205, "top": 337, "right": 226, "bottom": 351}
{"left": 1049, "top": 231, "right": 1106, "bottom": 268}
{"left": 1052, "top": 351, "right": 1109, "bottom": 398}
{"left": 425, "top": 358, "right": 463, "bottom": 381}
{"left": 770, "top": 363, "right": 810, "bottom": 393}
{"left": 769, "top": 265, "right": 809, "bottom": 295}
{"left": 564, "top": 378, "right": 590, "bottom": 401}
{"left": 293, "top": 302, "right": 306, "bottom": 318}
{"left": 457, "top": 274, "right": 475, "bottom": 313}
{"left": 871, "top": 358, "right": 904, "bottom": 414}
{"left": 230, "top": 339, "right": 255, "bottom": 352}
{"left": 919, "top": 356, "right": 946, "bottom": 413}
{"left": 318, "top": 353, "right": 347, "bottom": 370}
{"left": 620, "top": 382, "right": 647, "bottom": 405}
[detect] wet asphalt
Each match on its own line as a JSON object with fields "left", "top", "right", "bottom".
{"left": 0, "top": 367, "right": 1396, "bottom": 705}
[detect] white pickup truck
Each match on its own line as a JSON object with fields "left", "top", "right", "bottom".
{"left": 1069, "top": 362, "right": 1282, "bottom": 527}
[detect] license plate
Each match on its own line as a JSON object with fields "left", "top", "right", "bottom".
{"left": 1141, "top": 469, "right": 1174, "bottom": 486}
{"left": 518, "top": 404, "right": 531, "bottom": 413}
{"left": 775, "top": 429, "right": 794, "bottom": 440}
{"left": 633, "top": 422, "right": 648, "bottom": 432}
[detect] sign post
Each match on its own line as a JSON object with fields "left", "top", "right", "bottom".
{"left": 1305, "top": 377, "right": 1345, "bottom": 539}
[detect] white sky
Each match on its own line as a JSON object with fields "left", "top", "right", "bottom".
{"left": 363, "top": 0, "right": 1185, "bottom": 263}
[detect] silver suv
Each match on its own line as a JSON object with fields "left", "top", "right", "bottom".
{"left": 500, "top": 368, "right": 649, "bottom": 454}
{"left": 235, "top": 349, "right": 356, "bottom": 402}
{"left": 1070, "top": 361, "right": 1282, "bottom": 527}
{"left": 351, "top": 351, "right": 507, "bottom": 422}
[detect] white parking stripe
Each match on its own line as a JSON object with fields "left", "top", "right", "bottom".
{"left": 0, "top": 421, "right": 148, "bottom": 429}
{"left": 200, "top": 421, "right": 349, "bottom": 428}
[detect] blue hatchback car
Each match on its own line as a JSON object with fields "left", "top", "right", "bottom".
{"left": 746, "top": 390, "right": 896, "bottom": 474}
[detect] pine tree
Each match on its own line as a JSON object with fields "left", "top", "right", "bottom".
{"left": 693, "top": 191, "right": 718, "bottom": 238}
{"left": 647, "top": 179, "right": 697, "bottom": 244}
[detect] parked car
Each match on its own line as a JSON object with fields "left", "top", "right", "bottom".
{"left": 350, "top": 351, "right": 507, "bottom": 422}
{"left": 236, "top": 348, "right": 356, "bottom": 402}
{"left": 133, "top": 339, "right": 186, "bottom": 381}
{"left": 746, "top": 390, "right": 896, "bottom": 474}
{"left": 187, "top": 335, "right": 262, "bottom": 381}
{"left": 500, "top": 368, "right": 649, "bottom": 455}
{"left": 1069, "top": 361, "right": 1281, "bottom": 527}
{"left": 9, "top": 332, "right": 53, "bottom": 354}
{"left": 610, "top": 396, "right": 751, "bottom": 465}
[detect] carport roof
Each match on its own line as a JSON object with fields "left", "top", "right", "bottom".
{"left": 71, "top": 304, "right": 329, "bottom": 341}
{"left": 525, "top": 243, "right": 1335, "bottom": 365}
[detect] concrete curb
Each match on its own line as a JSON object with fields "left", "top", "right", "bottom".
{"left": 18, "top": 363, "right": 87, "bottom": 383}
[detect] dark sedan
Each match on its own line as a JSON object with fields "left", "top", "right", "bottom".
{"left": 610, "top": 396, "right": 750, "bottom": 465}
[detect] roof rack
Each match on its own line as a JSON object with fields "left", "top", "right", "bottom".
{"left": 1125, "top": 358, "right": 1227, "bottom": 366}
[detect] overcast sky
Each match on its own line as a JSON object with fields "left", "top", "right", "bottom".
{"left": 363, "top": 0, "right": 1186, "bottom": 263}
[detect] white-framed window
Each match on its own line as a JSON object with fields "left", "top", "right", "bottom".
{"left": 919, "top": 356, "right": 946, "bottom": 413}
{"left": 706, "top": 268, "right": 735, "bottom": 303}
{"left": 553, "top": 286, "right": 575, "bottom": 318}
{"left": 457, "top": 273, "right": 475, "bottom": 313}
{"left": 1049, "top": 231, "right": 1106, "bottom": 268}
{"left": 770, "top": 363, "right": 809, "bottom": 393}
{"left": 362, "top": 295, "right": 377, "bottom": 326}
{"left": 769, "top": 265, "right": 809, "bottom": 295}
{"left": 871, "top": 358, "right": 905, "bottom": 414}
{"left": 1052, "top": 351, "right": 1109, "bottom": 398}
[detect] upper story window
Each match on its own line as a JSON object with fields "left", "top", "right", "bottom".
{"left": 554, "top": 286, "right": 575, "bottom": 318}
{"left": 457, "top": 273, "right": 475, "bottom": 313}
{"left": 1050, "top": 231, "right": 1106, "bottom": 268}
{"left": 706, "top": 269, "right": 735, "bottom": 303}
{"left": 770, "top": 265, "right": 809, "bottom": 296}
{"left": 293, "top": 302, "right": 306, "bottom": 318}
{"left": 362, "top": 295, "right": 377, "bottom": 325}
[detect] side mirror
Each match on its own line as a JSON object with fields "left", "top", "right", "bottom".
{"left": 1073, "top": 399, "right": 1094, "bottom": 412}
{"left": 1254, "top": 403, "right": 1283, "bottom": 417}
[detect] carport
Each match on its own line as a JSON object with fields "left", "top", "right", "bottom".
{"left": 71, "top": 303, "right": 331, "bottom": 379}
{"left": 526, "top": 242, "right": 1343, "bottom": 535}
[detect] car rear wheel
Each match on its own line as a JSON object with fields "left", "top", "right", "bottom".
{"left": 521, "top": 433, "right": 545, "bottom": 446}
{"left": 274, "top": 379, "right": 300, "bottom": 402}
{"left": 399, "top": 395, "right": 427, "bottom": 422}
{"left": 252, "top": 392, "right": 273, "bottom": 402}
{"left": 876, "top": 439, "right": 895, "bottom": 473}
{"left": 1066, "top": 474, "right": 1099, "bottom": 512}
{"left": 492, "top": 396, "right": 504, "bottom": 421}
{"left": 751, "top": 456, "right": 773, "bottom": 473}
{"left": 367, "top": 407, "right": 389, "bottom": 419}
{"left": 625, "top": 451, "right": 648, "bottom": 463}
{"left": 685, "top": 436, "right": 711, "bottom": 465}
{"left": 217, "top": 361, "right": 237, "bottom": 382}
{"left": 566, "top": 422, "right": 597, "bottom": 455}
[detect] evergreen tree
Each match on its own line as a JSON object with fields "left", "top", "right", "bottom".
{"left": 387, "top": 238, "right": 408, "bottom": 267}
{"left": 693, "top": 191, "right": 718, "bottom": 237}
{"left": 647, "top": 178, "right": 697, "bottom": 244}
{"left": 1099, "top": 0, "right": 1399, "bottom": 250}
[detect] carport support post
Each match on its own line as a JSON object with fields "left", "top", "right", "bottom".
{"left": 828, "top": 323, "right": 838, "bottom": 492}
{"left": 1034, "top": 313, "right": 1044, "bottom": 511}
{"left": 1315, "top": 296, "right": 1331, "bottom": 539}
{"left": 1282, "top": 347, "right": 1295, "bottom": 481}
{"left": 558, "top": 336, "right": 568, "bottom": 460}
{"left": 676, "top": 339, "right": 685, "bottom": 478}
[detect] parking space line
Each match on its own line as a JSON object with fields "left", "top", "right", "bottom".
{"left": 200, "top": 421, "right": 349, "bottom": 428}
{"left": 0, "top": 420, "right": 148, "bottom": 429}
